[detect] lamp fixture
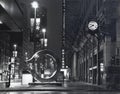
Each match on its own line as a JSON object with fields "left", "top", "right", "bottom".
{"left": 31, "top": 1, "right": 39, "bottom": 9}
{"left": 42, "top": 28, "right": 46, "bottom": 33}
{"left": 0, "top": 20, "right": 3, "bottom": 24}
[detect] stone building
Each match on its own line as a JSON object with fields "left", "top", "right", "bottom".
{"left": 68, "top": 0, "right": 120, "bottom": 87}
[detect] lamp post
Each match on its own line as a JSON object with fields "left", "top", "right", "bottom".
{"left": 31, "top": 1, "right": 39, "bottom": 26}
{"left": 13, "top": 44, "right": 17, "bottom": 57}
{"left": 42, "top": 28, "right": 46, "bottom": 40}
{"left": 8, "top": 44, "right": 18, "bottom": 87}
{"left": 31, "top": 1, "right": 39, "bottom": 52}
{"left": 13, "top": 44, "right": 17, "bottom": 79}
{"left": 8, "top": 61, "right": 11, "bottom": 87}
{"left": 31, "top": 1, "right": 38, "bottom": 31}
{"left": 96, "top": 34, "right": 101, "bottom": 85}
{"left": 42, "top": 28, "right": 46, "bottom": 48}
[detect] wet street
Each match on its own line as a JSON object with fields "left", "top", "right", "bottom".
{"left": 0, "top": 91, "right": 120, "bottom": 94}
{"left": 0, "top": 90, "right": 120, "bottom": 94}
{"left": 0, "top": 82, "right": 120, "bottom": 94}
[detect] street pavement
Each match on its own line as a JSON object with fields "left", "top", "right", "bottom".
{"left": 0, "top": 82, "right": 120, "bottom": 94}
{"left": 0, "top": 90, "right": 120, "bottom": 94}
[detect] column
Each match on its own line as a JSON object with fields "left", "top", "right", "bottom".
{"left": 72, "top": 52, "right": 77, "bottom": 80}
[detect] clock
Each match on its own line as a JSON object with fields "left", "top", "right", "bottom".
{"left": 88, "top": 21, "right": 98, "bottom": 31}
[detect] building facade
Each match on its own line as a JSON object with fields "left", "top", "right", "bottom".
{"left": 70, "top": 0, "right": 120, "bottom": 87}
{"left": 0, "top": 33, "right": 11, "bottom": 81}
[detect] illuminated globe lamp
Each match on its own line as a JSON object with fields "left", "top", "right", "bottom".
{"left": 0, "top": 20, "right": 3, "bottom": 24}
{"left": 41, "top": 28, "right": 48, "bottom": 48}
{"left": 13, "top": 44, "right": 17, "bottom": 57}
{"left": 31, "top": 1, "right": 39, "bottom": 9}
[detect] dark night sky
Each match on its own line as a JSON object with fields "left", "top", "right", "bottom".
{"left": 8, "top": 32, "right": 23, "bottom": 46}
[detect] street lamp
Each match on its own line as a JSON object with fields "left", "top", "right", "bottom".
{"left": 31, "top": 1, "right": 39, "bottom": 9}
{"left": 0, "top": 20, "right": 3, "bottom": 24}
{"left": 13, "top": 44, "right": 17, "bottom": 57}
{"left": 13, "top": 44, "right": 17, "bottom": 51}
{"left": 42, "top": 28, "right": 46, "bottom": 38}
{"left": 31, "top": 1, "right": 39, "bottom": 52}
{"left": 31, "top": 1, "right": 39, "bottom": 31}
{"left": 42, "top": 28, "right": 47, "bottom": 48}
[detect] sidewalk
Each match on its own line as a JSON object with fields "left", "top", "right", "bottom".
{"left": 73, "top": 81, "right": 120, "bottom": 91}
{"left": 64, "top": 81, "right": 106, "bottom": 91}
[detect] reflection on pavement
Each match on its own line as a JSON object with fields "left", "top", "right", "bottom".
{"left": 1, "top": 91, "right": 120, "bottom": 94}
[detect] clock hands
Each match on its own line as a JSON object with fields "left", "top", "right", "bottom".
{"left": 89, "top": 24, "right": 95, "bottom": 28}
{"left": 88, "top": 21, "right": 98, "bottom": 31}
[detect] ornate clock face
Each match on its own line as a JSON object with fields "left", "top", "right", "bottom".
{"left": 88, "top": 21, "right": 98, "bottom": 31}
